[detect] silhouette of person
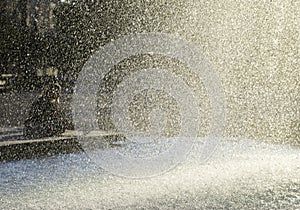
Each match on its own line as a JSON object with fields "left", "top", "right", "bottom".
{"left": 24, "top": 83, "right": 67, "bottom": 138}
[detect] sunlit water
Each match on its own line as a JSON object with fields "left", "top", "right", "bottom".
{"left": 1, "top": 137, "right": 300, "bottom": 209}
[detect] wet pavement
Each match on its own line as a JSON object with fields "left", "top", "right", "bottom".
{"left": 1, "top": 135, "right": 300, "bottom": 209}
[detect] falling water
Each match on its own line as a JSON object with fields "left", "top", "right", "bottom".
{"left": 1, "top": 0, "right": 299, "bottom": 209}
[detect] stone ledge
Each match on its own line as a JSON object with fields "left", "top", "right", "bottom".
{"left": 0, "top": 128, "right": 122, "bottom": 162}
{"left": 0, "top": 137, "right": 82, "bottom": 162}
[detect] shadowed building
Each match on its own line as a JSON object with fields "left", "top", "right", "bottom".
{"left": 0, "top": 0, "right": 60, "bottom": 33}
{"left": 0, "top": 0, "right": 62, "bottom": 90}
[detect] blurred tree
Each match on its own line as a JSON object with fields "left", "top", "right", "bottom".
{"left": 54, "top": 0, "right": 110, "bottom": 79}
{"left": 53, "top": 0, "right": 150, "bottom": 81}
{"left": 53, "top": 0, "right": 173, "bottom": 82}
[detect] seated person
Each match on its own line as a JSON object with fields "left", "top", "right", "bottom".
{"left": 24, "top": 83, "right": 68, "bottom": 138}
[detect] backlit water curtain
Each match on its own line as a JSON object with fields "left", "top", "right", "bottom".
{"left": 68, "top": 0, "right": 299, "bottom": 143}
{"left": 69, "top": 1, "right": 299, "bottom": 177}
